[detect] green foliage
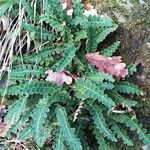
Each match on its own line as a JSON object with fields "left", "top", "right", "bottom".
{"left": 74, "top": 79, "right": 115, "bottom": 109}
{"left": 54, "top": 130, "right": 64, "bottom": 150}
{"left": 11, "top": 65, "right": 46, "bottom": 79}
{"left": 52, "top": 43, "right": 77, "bottom": 71}
{"left": 87, "top": 103, "right": 117, "bottom": 142}
{"left": 56, "top": 106, "right": 82, "bottom": 150}
{"left": 86, "top": 24, "right": 118, "bottom": 52}
{"left": 114, "top": 81, "right": 145, "bottom": 96}
{"left": 41, "top": 15, "right": 64, "bottom": 32}
{"left": 1, "top": 0, "right": 149, "bottom": 149}
{"left": 21, "top": 0, "right": 39, "bottom": 20}
{"left": 0, "top": 0, "right": 16, "bottom": 16}
{"left": 113, "top": 114, "right": 150, "bottom": 144}
{"left": 109, "top": 91, "right": 137, "bottom": 107}
{"left": 5, "top": 97, "right": 26, "bottom": 126}
{"left": 85, "top": 71, "right": 115, "bottom": 83}
{"left": 101, "top": 41, "right": 120, "bottom": 57}
{"left": 110, "top": 121, "right": 133, "bottom": 146}
{"left": 127, "top": 63, "right": 137, "bottom": 75}
{"left": 93, "top": 128, "right": 111, "bottom": 150}
{"left": 18, "top": 96, "right": 52, "bottom": 147}
{"left": 23, "top": 23, "right": 55, "bottom": 41}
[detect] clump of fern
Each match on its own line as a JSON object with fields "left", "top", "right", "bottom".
{"left": 0, "top": 0, "right": 149, "bottom": 149}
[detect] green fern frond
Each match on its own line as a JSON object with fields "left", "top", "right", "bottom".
{"left": 22, "top": 46, "right": 64, "bottom": 64}
{"left": 99, "top": 82, "right": 114, "bottom": 90}
{"left": 56, "top": 106, "right": 82, "bottom": 150}
{"left": 127, "top": 64, "right": 137, "bottom": 75}
{"left": 44, "top": 0, "right": 66, "bottom": 20}
{"left": 75, "top": 30, "right": 87, "bottom": 41}
{"left": 63, "top": 28, "right": 73, "bottom": 43}
{"left": 85, "top": 71, "right": 115, "bottom": 83}
{"left": 21, "top": 0, "right": 39, "bottom": 20}
{"left": 109, "top": 91, "right": 137, "bottom": 107}
{"left": 87, "top": 103, "right": 117, "bottom": 142}
{"left": 54, "top": 130, "right": 64, "bottom": 150}
{"left": 18, "top": 96, "right": 52, "bottom": 147}
{"left": 113, "top": 114, "right": 150, "bottom": 144}
{"left": 96, "top": 25, "right": 118, "bottom": 44}
{"left": 31, "top": 97, "right": 50, "bottom": 145}
{"left": 114, "top": 81, "right": 145, "bottom": 96}
{"left": 41, "top": 15, "right": 64, "bottom": 32}
{"left": 18, "top": 125, "right": 34, "bottom": 141}
{"left": 23, "top": 23, "right": 55, "bottom": 41}
{"left": 0, "top": 0, "right": 16, "bottom": 16}
{"left": 5, "top": 97, "right": 26, "bottom": 126}
{"left": 93, "top": 128, "right": 111, "bottom": 150}
{"left": 74, "top": 79, "right": 115, "bottom": 109}
{"left": 35, "top": 126, "right": 53, "bottom": 147}
{"left": 71, "top": 0, "right": 87, "bottom": 27}
{"left": 88, "top": 15, "right": 113, "bottom": 28}
{"left": 86, "top": 25, "right": 118, "bottom": 52}
{"left": 0, "top": 81, "right": 56, "bottom": 95}
{"left": 11, "top": 65, "right": 46, "bottom": 79}
{"left": 52, "top": 43, "right": 77, "bottom": 71}
{"left": 101, "top": 41, "right": 120, "bottom": 57}
{"left": 72, "top": 0, "right": 84, "bottom": 17}
{"left": 110, "top": 121, "right": 133, "bottom": 146}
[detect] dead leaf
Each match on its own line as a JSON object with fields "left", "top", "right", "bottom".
{"left": 86, "top": 52, "right": 128, "bottom": 78}
{"left": 45, "top": 70, "right": 73, "bottom": 86}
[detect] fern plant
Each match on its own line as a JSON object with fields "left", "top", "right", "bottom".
{"left": 0, "top": 0, "right": 149, "bottom": 149}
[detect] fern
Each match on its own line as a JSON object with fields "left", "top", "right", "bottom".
{"left": 74, "top": 79, "right": 115, "bottom": 109}
{"left": 23, "top": 23, "right": 55, "bottom": 41}
{"left": 56, "top": 106, "right": 82, "bottom": 150}
{"left": 5, "top": 97, "right": 26, "bottom": 126}
{"left": 11, "top": 65, "right": 46, "bottom": 78}
{"left": 21, "top": 0, "right": 39, "bottom": 20}
{"left": 52, "top": 43, "right": 77, "bottom": 71}
{"left": 75, "top": 30, "right": 87, "bottom": 41}
{"left": 41, "top": 15, "right": 64, "bottom": 32}
{"left": 22, "top": 46, "right": 64, "bottom": 64}
{"left": 88, "top": 15, "right": 113, "bottom": 28}
{"left": 31, "top": 97, "right": 50, "bottom": 146}
{"left": 0, "top": 0, "right": 16, "bottom": 16}
{"left": 101, "top": 41, "right": 120, "bottom": 57}
{"left": 87, "top": 102, "right": 117, "bottom": 142}
{"left": 93, "top": 128, "right": 111, "bottom": 150}
{"left": 1, "top": 0, "right": 149, "bottom": 149}
{"left": 44, "top": 0, "right": 66, "bottom": 20}
{"left": 85, "top": 71, "right": 115, "bottom": 83}
{"left": 86, "top": 25, "right": 118, "bottom": 52}
{"left": 96, "top": 25, "right": 118, "bottom": 44}
{"left": 110, "top": 121, "right": 133, "bottom": 146}
{"left": 114, "top": 81, "right": 145, "bottom": 96}
{"left": 109, "top": 91, "right": 137, "bottom": 107}
{"left": 127, "top": 63, "right": 137, "bottom": 75}
{"left": 113, "top": 114, "right": 150, "bottom": 144}
{"left": 18, "top": 96, "right": 52, "bottom": 147}
{"left": 54, "top": 130, "right": 64, "bottom": 150}
{"left": 0, "top": 81, "right": 61, "bottom": 95}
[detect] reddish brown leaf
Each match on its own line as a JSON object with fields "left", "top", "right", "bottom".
{"left": 86, "top": 52, "right": 128, "bottom": 78}
{"left": 45, "top": 70, "right": 73, "bottom": 86}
